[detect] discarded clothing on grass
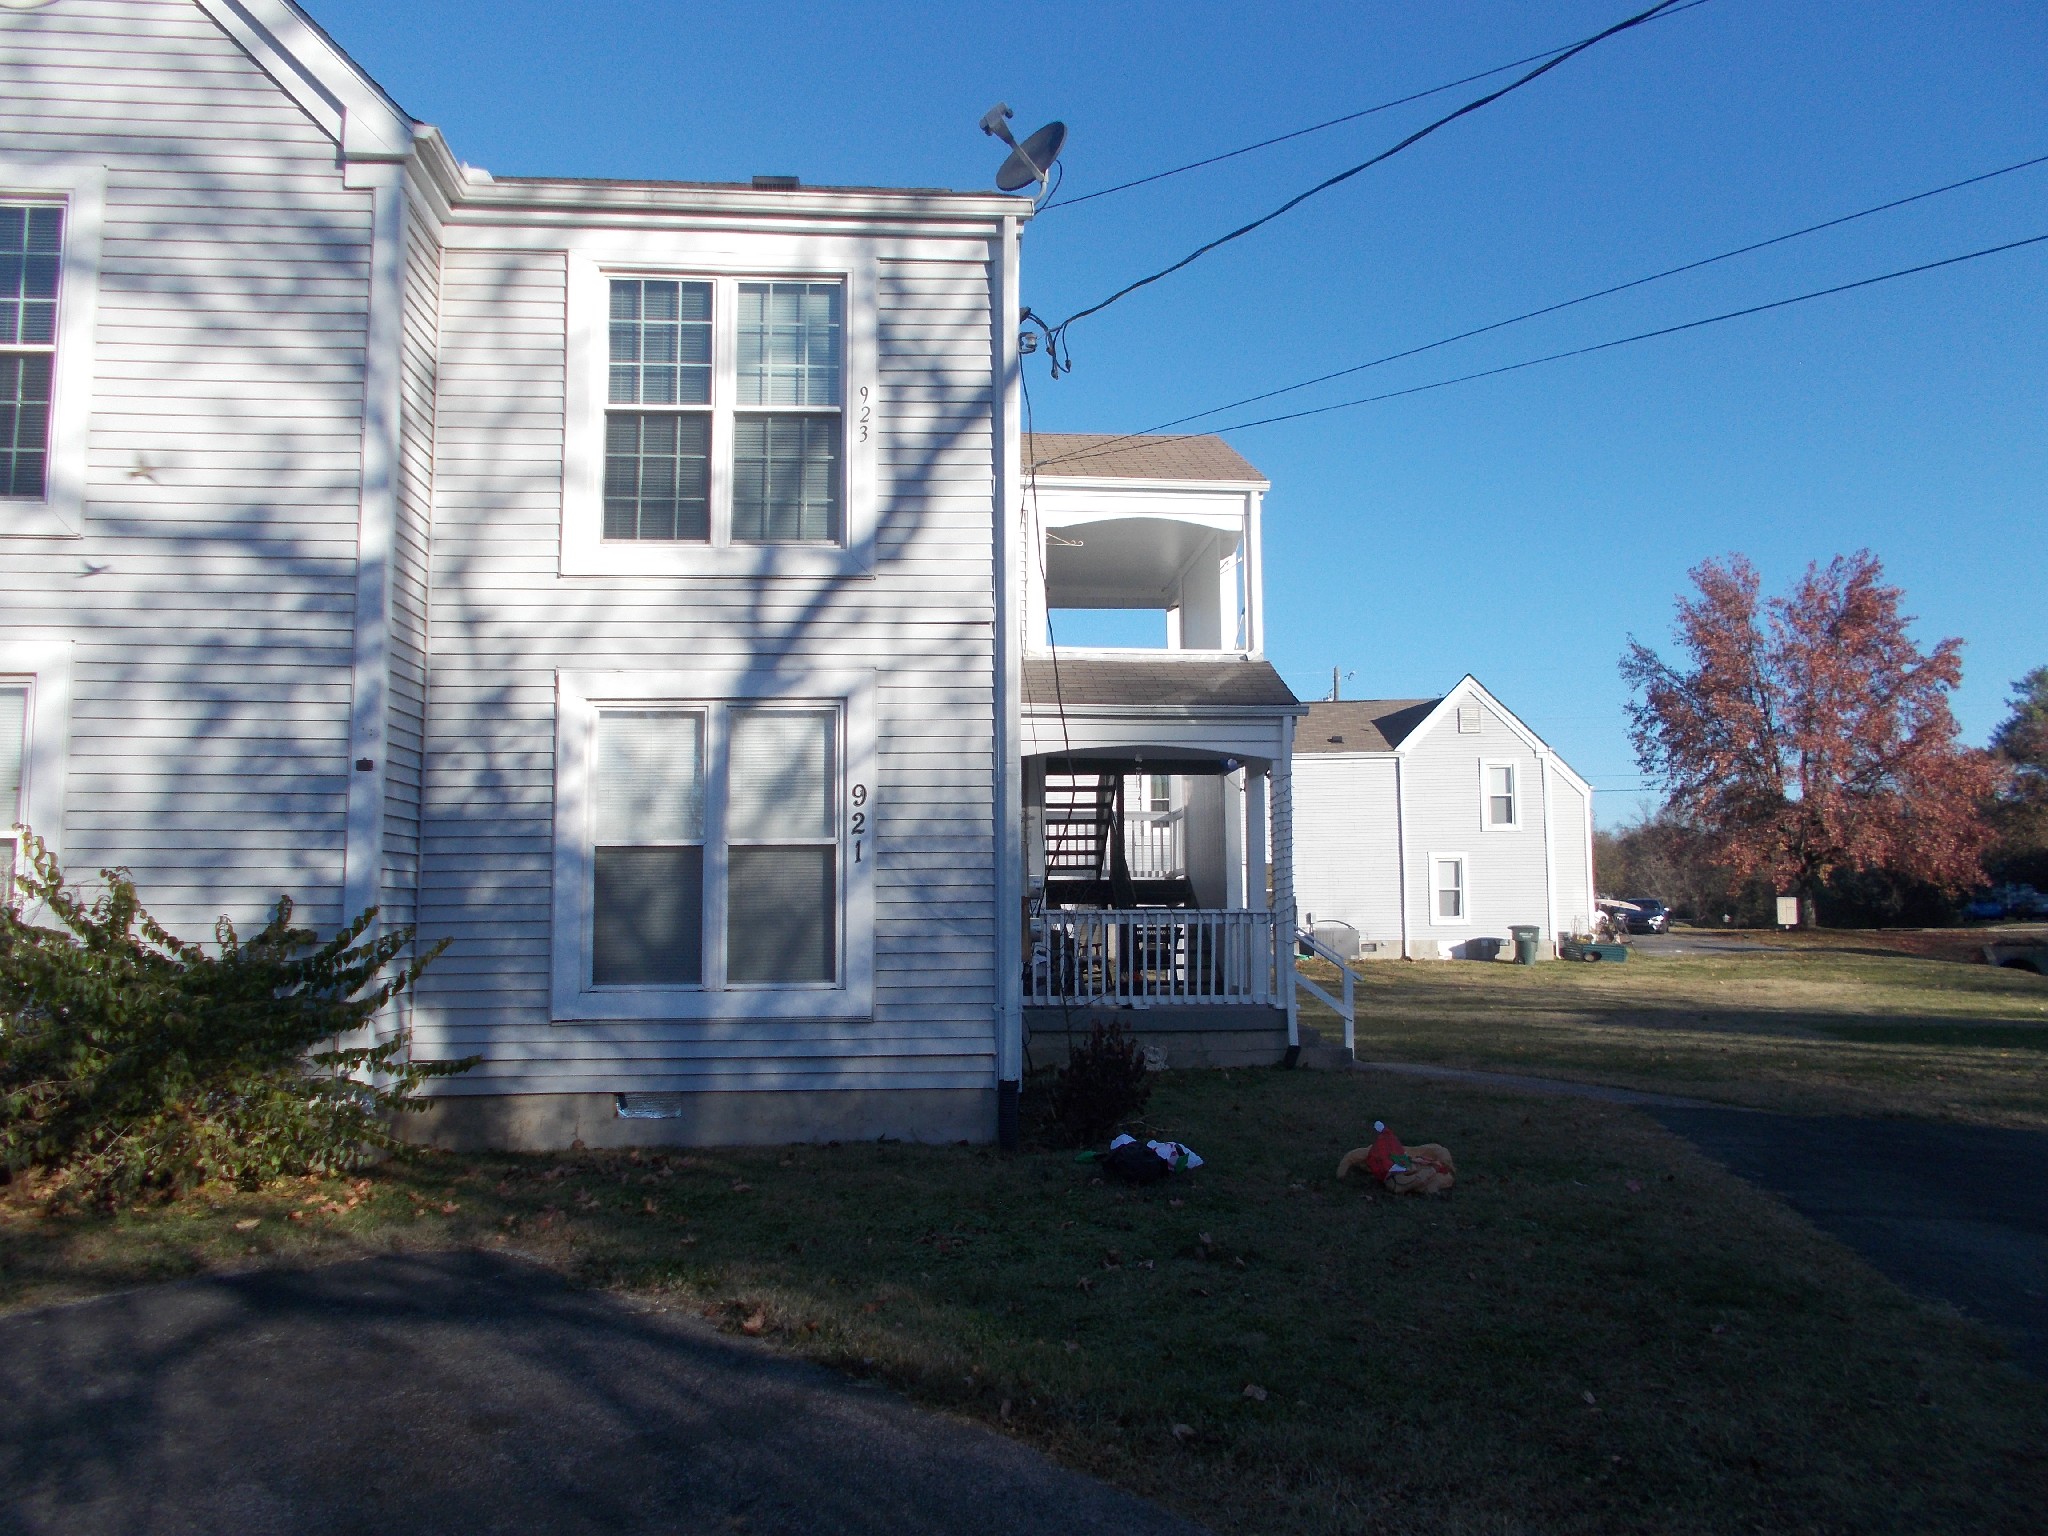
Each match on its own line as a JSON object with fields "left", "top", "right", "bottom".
{"left": 1079, "top": 1134, "right": 1206, "bottom": 1184}
{"left": 1336, "top": 1121, "right": 1456, "bottom": 1195}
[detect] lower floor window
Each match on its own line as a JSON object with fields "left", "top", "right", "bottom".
{"left": 1433, "top": 856, "right": 1466, "bottom": 921}
{"left": 590, "top": 702, "right": 839, "bottom": 988}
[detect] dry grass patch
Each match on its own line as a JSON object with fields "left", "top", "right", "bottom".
{"left": 4, "top": 1069, "right": 2043, "bottom": 1535}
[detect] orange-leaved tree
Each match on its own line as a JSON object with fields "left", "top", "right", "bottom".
{"left": 1621, "top": 551, "right": 1999, "bottom": 927}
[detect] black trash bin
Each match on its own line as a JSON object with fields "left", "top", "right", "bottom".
{"left": 1509, "top": 924, "right": 1541, "bottom": 965}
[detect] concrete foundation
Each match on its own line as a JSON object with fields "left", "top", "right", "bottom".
{"left": 403, "top": 1087, "right": 996, "bottom": 1153}
{"left": 1024, "top": 1006, "right": 1289, "bottom": 1071}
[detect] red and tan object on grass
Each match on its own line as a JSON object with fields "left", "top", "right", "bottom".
{"left": 1337, "top": 1121, "right": 1456, "bottom": 1195}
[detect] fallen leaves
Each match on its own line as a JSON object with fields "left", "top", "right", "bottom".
{"left": 232, "top": 1217, "right": 260, "bottom": 1232}
{"left": 741, "top": 1308, "right": 767, "bottom": 1336}
{"left": 1243, "top": 1384, "right": 1268, "bottom": 1402}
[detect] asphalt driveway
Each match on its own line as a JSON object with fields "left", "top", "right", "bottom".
{"left": 0, "top": 1250, "right": 1205, "bottom": 1536}
{"left": 1651, "top": 1109, "right": 2048, "bottom": 1377}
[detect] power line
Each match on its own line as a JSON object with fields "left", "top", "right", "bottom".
{"left": 1032, "top": 0, "right": 1703, "bottom": 371}
{"left": 1030, "top": 151, "right": 2048, "bottom": 472}
{"left": 1203, "top": 231, "right": 2048, "bottom": 433}
{"left": 1037, "top": 0, "right": 1714, "bottom": 215}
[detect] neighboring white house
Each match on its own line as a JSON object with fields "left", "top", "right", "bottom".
{"left": 0, "top": 1, "right": 1308, "bottom": 1148}
{"left": 1292, "top": 679, "right": 1595, "bottom": 959}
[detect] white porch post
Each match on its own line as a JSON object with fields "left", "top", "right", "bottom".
{"left": 1223, "top": 769, "right": 1245, "bottom": 908}
{"left": 1245, "top": 767, "right": 1268, "bottom": 913}
{"left": 1271, "top": 720, "right": 1298, "bottom": 1046}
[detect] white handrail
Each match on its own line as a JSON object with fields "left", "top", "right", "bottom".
{"left": 1028, "top": 908, "right": 1277, "bottom": 1008}
{"left": 1294, "top": 928, "right": 1356, "bottom": 1056}
{"left": 1123, "top": 808, "right": 1185, "bottom": 879}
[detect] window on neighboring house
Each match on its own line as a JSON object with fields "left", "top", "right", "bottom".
{"left": 603, "top": 277, "right": 843, "bottom": 547}
{"left": 0, "top": 684, "right": 25, "bottom": 889}
{"left": 1, "top": 203, "right": 61, "bottom": 501}
{"left": 1433, "top": 856, "right": 1466, "bottom": 921}
{"left": 1485, "top": 762, "right": 1517, "bottom": 828}
{"left": 586, "top": 701, "right": 840, "bottom": 992}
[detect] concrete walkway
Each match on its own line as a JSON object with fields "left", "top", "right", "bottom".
{"left": 0, "top": 1250, "right": 1206, "bottom": 1536}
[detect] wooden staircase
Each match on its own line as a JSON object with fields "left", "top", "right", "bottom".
{"left": 1042, "top": 772, "right": 1195, "bottom": 908}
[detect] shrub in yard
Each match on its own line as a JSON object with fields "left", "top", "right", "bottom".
{"left": 0, "top": 832, "right": 470, "bottom": 1204}
{"left": 1048, "top": 1019, "right": 1150, "bottom": 1146}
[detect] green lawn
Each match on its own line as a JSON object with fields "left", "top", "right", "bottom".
{"left": 5, "top": 1067, "right": 2043, "bottom": 1535}
{"left": 1298, "top": 944, "right": 2048, "bottom": 1127}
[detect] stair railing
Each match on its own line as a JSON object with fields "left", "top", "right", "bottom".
{"left": 1293, "top": 928, "right": 1356, "bottom": 1057}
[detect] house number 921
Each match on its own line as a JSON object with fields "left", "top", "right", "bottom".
{"left": 857, "top": 385, "right": 872, "bottom": 442}
{"left": 850, "top": 783, "right": 868, "bottom": 862}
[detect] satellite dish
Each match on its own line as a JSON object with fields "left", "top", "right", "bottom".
{"left": 981, "top": 103, "right": 1067, "bottom": 195}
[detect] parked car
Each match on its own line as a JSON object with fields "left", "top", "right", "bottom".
{"left": 1619, "top": 898, "right": 1672, "bottom": 934}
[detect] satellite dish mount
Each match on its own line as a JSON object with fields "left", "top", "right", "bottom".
{"left": 981, "top": 103, "right": 1067, "bottom": 199}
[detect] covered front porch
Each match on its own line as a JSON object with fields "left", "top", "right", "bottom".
{"left": 1020, "top": 656, "right": 1305, "bottom": 1068}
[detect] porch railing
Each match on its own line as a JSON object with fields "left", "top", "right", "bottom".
{"left": 1123, "top": 808, "right": 1185, "bottom": 879}
{"left": 1027, "top": 908, "right": 1279, "bottom": 1007}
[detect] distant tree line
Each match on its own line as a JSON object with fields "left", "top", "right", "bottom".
{"left": 1609, "top": 551, "right": 2044, "bottom": 928}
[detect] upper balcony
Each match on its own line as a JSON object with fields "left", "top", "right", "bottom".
{"left": 1022, "top": 433, "right": 1269, "bottom": 656}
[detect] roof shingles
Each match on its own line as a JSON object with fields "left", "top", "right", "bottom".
{"left": 1023, "top": 657, "right": 1300, "bottom": 711}
{"left": 1297, "top": 699, "right": 1442, "bottom": 752}
{"left": 1024, "top": 433, "right": 1266, "bottom": 484}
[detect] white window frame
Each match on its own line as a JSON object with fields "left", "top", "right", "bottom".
{"left": 0, "top": 161, "right": 103, "bottom": 540}
{"left": 0, "top": 636, "right": 73, "bottom": 874}
{"left": 551, "top": 666, "right": 876, "bottom": 1021}
{"left": 1480, "top": 759, "right": 1521, "bottom": 831}
{"left": 562, "top": 243, "right": 878, "bottom": 579}
{"left": 1428, "top": 852, "right": 1469, "bottom": 926}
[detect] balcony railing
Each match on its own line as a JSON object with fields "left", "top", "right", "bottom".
{"left": 1123, "top": 808, "right": 1184, "bottom": 879}
{"left": 1027, "top": 908, "right": 1279, "bottom": 1008}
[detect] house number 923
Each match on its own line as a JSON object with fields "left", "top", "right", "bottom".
{"left": 857, "top": 385, "right": 872, "bottom": 443}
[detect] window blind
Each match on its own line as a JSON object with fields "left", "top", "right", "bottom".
{"left": 727, "top": 709, "right": 833, "bottom": 840}
{"left": 737, "top": 282, "right": 841, "bottom": 407}
{"left": 595, "top": 712, "right": 703, "bottom": 844}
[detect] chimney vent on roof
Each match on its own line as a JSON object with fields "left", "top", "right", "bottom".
{"left": 751, "top": 174, "right": 800, "bottom": 189}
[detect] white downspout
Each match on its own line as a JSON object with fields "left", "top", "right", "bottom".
{"left": 341, "top": 166, "right": 405, "bottom": 935}
{"left": 993, "top": 215, "right": 1025, "bottom": 1146}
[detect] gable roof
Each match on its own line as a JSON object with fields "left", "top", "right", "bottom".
{"left": 1298, "top": 699, "right": 1440, "bottom": 753}
{"left": 1024, "top": 433, "right": 1266, "bottom": 484}
{"left": 1023, "top": 657, "right": 1300, "bottom": 711}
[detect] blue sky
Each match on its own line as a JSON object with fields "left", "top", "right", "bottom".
{"left": 315, "top": 0, "right": 2048, "bottom": 821}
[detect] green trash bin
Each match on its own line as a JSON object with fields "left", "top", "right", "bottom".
{"left": 1509, "top": 924, "right": 1541, "bottom": 965}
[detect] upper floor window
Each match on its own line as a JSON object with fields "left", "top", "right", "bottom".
{"left": 1484, "top": 762, "right": 1518, "bottom": 829}
{"left": 1, "top": 203, "right": 61, "bottom": 502}
{"left": 602, "top": 276, "right": 844, "bottom": 547}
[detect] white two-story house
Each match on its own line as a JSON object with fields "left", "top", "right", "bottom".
{"left": 0, "top": 0, "right": 1308, "bottom": 1149}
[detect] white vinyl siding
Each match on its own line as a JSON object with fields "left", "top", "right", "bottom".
{"left": 421, "top": 238, "right": 998, "bottom": 1093}
{"left": 1290, "top": 754, "right": 1401, "bottom": 944}
{"left": 0, "top": 1, "right": 371, "bottom": 935}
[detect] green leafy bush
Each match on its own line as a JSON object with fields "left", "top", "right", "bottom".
{"left": 1048, "top": 1019, "right": 1150, "bottom": 1146}
{"left": 0, "top": 833, "right": 471, "bottom": 1204}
